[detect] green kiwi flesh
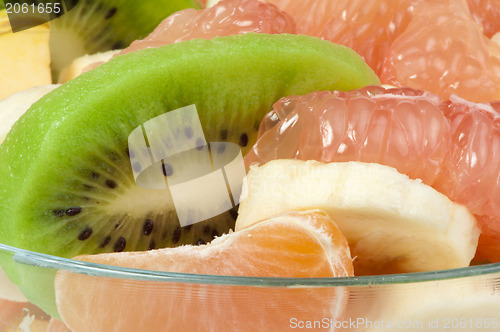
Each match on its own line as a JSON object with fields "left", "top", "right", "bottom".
{"left": 1, "top": 32, "right": 379, "bottom": 256}
{"left": 49, "top": 0, "right": 201, "bottom": 81}
{"left": 0, "top": 33, "right": 379, "bottom": 316}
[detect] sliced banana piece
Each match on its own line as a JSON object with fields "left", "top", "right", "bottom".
{"left": 58, "top": 49, "right": 121, "bottom": 83}
{"left": 236, "top": 160, "right": 479, "bottom": 275}
{"left": 0, "top": 84, "right": 59, "bottom": 144}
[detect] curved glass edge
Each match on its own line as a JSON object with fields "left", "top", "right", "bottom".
{"left": 1, "top": 242, "right": 499, "bottom": 287}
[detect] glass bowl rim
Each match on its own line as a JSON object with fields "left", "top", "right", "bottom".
{"left": 2, "top": 242, "right": 499, "bottom": 287}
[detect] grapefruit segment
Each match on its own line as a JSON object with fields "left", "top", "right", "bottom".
{"left": 245, "top": 85, "right": 500, "bottom": 262}
{"left": 55, "top": 210, "right": 353, "bottom": 331}
{"left": 236, "top": 160, "right": 479, "bottom": 275}
{"left": 266, "top": 0, "right": 500, "bottom": 102}
{"left": 467, "top": 0, "right": 500, "bottom": 38}
{"left": 122, "top": 0, "right": 296, "bottom": 55}
{"left": 380, "top": 0, "right": 500, "bottom": 102}
{"left": 246, "top": 86, "right": 449, "bottom": 186}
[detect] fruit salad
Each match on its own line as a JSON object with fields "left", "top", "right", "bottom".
{"left": 0, "top": 0, "right": 499, "bottom": 331}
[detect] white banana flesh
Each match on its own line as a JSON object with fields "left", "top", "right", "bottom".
{"left": 0, "top": 84, "right": 59, "bottom": 144}
{"left": 236, "top": 160, "right": 479, "bottom": 275}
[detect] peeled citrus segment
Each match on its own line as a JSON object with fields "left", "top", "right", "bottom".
{"left": 47, "top": 318, "right": 71, "bottom": 332}
{"left": 381, "top": 0, "right": 500, "bottom": 103}
{"left": 55, "top": 210, "right": 353, "bottom": 332}
{"left": 266, "top": 0, "right": 500, "bottom": 102}
{"left": 236, "top": 160, "right": 479, "bottom": 275}
{"left": 245, "top": 85, "right": 500, "bottom": 262}
{"left": 263, "top": 0, "right": 415, "bottom": 75}
{"left": 245, "top": 86, "right": 449, "bottom": 187}
{"left": 466, "top": 0, "right": 500, "bottom": 38}
{"left": 121, "top": 0, "right": 296, "bottom": 55}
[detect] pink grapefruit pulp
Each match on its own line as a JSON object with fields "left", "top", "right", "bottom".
{"left": 265, "top": 0, "right": 500, "bottom": 103}
{"left": 245, "top": 86, "right": 500, "bottom": 262}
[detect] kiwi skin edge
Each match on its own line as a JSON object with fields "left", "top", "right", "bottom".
{"left": 0, "top": 33, "right": 379, "bottom": 317}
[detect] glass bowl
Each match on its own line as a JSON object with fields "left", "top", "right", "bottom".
{"left": 0, "top": 242, "right": 499, "bottom": 331}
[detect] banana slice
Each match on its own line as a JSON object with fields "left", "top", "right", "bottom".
{"left": 58, "top": 49, "right": 121, "bottom": 83}
{"left": 236, "top": 160, "right": 479, "bottom": 275}
{"left": 0, "top": 84, "right": 59, "bottom": 144}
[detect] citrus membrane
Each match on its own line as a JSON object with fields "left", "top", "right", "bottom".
{"left": 245, "top": 85, "right": 499, "bottom": 262}
{"left": 55, "top": 210, "right": 353, "bottom": 332}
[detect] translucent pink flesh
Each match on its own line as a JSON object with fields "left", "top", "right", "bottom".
{"left": 121, "top": 0, "right": 296, "bottom": 55}
{"left": 245, "top": 86, "right": 500, "bottom": 261}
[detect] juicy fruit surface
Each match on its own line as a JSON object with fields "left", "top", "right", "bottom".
{"left": 122, "top": 0, "right": 296, "bottom": 54}
{"left": 0, "top": 33, "right": 379, "bottom": 258}
{"left": 236, "top": 160, "right": 479, "bottom": 275}
{"left": 265, "top": 0, "right": 415, "bottom": 75}
{"left": 266, "top": 0, "right": 500, "bottom": 103}
{"left": 380, "top": 0, "right": 500, "bottom": 103}
{"left": 244, "top": 86, "right": 500, "bottom": 262}
{"left": 55, "top": 210, "right": 353, "bottom": 332}
{"left": 466, "top": 0, "right": 500, "bottom": 38}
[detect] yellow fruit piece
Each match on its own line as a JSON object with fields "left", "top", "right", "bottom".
{"left": 0, "top": 10, "right": 51, "bottom": 100}
{"left": 236, "top": 160, "right": 479, "bottom": 275}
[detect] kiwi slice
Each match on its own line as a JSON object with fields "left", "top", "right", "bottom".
{"left": 0, "top": 33, "right": 379, "bottom": 316}
{"left": 49, "top": 0, "right": 201, "bottom": 81}
{"left": 0, "top": 33, "right": 379, "bottom": 257}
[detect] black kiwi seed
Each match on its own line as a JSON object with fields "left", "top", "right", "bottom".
{"left": 100, "top": 236, "right": 111, "bottom": 248}
{"left": 239, "top": 133, "right": 248, "bottom": 147}
{"left": 143, "top": 219, "right": 154, "bottom": 235}
{"left": 105, "top": 7, "right": 117, "bottom": 19}
{"left": 162, "top": 163, "right": 173, "bottom": 177}
{"left": 105, "top": 179, "right": 117, "bottom": 189}
{"left": 114, "top": 237, "right": 126, "bottom": 252}
{"left": 172, "top": 227, "right": 181, "bottom": 244}
{"left": 91, "top": 172, "right": 100, "bottom": 179}
{"left": 66, "top": 207, "right": 82, "bottom": 216}
{"left": 148, "top": 239, "right": 156, "bottom": 250}
{"left": 220, "top": 129, "right": 228, "bottom": 140}
{"left": 78, "top": 227, "right": 93, "bottom": 241}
